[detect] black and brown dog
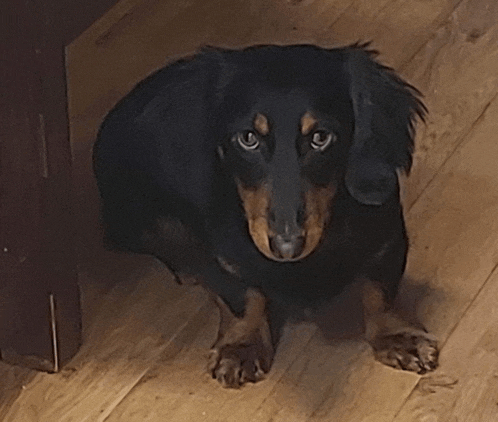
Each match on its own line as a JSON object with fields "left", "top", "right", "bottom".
{"left": 93, "top": 43, "right": 438, "bottom": 388}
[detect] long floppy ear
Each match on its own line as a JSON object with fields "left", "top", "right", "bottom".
{"left": 343, "top": 43, "right": 426, "bottom": 205}
{"left": 94, "top": 48, "right": 227, "bottom": 213}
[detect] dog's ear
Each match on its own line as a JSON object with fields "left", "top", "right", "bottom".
{"left": 343, "top": 44, "right": 426, "bottom": 205}
{"left": 97, "top": 48, "right": 228, "bottom": 210}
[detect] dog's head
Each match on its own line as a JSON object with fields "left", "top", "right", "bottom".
{"left": 206, "top": 44, "right": 425, "bottom": 262}
{"left": 134, "top": 44, "right": 425, "bottom": 262}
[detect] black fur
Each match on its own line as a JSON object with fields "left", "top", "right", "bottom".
{"left": 93, "top": 43, "right": 425, "bottom": 327}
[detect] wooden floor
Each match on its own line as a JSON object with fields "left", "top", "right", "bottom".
{"left": 2, "top": 0, "right": 498, "bottom": 420}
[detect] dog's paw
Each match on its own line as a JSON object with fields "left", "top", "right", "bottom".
{"left": 372, "top": 328, "right": 438, "bottom": 374}
{"left": 207, "top": 327, "right": 273, "bottom": 388}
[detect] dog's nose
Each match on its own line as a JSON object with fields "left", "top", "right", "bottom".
{"left": 270, "top": 232, "right": 305, "bottom": 260}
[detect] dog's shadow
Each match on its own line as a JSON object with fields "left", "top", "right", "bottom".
{"left": 311, "top": 276, "right": 446, "bottom": 341}
{"left": 262, "top": 277, "right": 447, "bottom": 415}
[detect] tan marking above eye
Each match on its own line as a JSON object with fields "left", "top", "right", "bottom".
{"left": 300, "top": 112, "right": 318, "bottom": 136}
{"left": 253, "top": 113, "right": 270, "bottom": 136}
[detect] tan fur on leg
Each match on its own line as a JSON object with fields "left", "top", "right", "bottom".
{"left": 209, "top": 289, "right": 274, "bottom": 388}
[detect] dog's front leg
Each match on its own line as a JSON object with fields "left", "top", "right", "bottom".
{"left": 361, "top": 279, "right": 439, "bottom": 374}
{"left": 208, "top": 288, "right": 274, "bottom": 388}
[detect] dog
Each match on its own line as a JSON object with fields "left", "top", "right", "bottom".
{"left": 93, "top": 43, "right": 438, "bottom": 388}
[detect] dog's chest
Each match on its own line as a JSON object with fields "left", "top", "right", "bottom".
{"left": 216, "top": 246, "right": 353, "bottom": 306}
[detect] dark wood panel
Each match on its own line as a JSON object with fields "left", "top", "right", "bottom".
{"left": 0, "top": 0, "right": 118, "bottom": 371}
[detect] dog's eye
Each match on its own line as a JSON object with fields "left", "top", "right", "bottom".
{"left": 311, "top": 131, "right": 335, "bottom": 151}
{"left": 236, "top": 132, "right": 260, "bottom": 150}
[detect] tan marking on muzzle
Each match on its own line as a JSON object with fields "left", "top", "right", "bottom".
{"left": 236, "top": 182, "right": 275, "bottom": 260}
{"left": 238, "top": 181, "right": 335, "bottom": 261}
{"left": 254, "top": 113, "right": 270, "bottom": 136}
{"left": 300, "top": 184, "right": 336, "bottom": 258}
{"left": 300, "top": 112, "right": 318, "bottom": 136}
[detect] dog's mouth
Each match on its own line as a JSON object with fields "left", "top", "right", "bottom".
{"left": 237, "top": 182, "right": 335, "bottom": 262}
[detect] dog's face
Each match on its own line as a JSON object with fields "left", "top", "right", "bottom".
{"left": 216, "top": 55, "right": 355, "bottom": 262}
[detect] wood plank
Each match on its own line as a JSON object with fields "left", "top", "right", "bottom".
{"left": 326, "top": 0, "right": 461, "bottom": 67}
{"left": 102, "top": 303, "right": 221, "bottom": 421}
{"left": 3, "top": 258, "right": 210, "bottom": 422}
{"left": 403, "top": 93, "right": 498, "bottom": 341}
{"left": 402, "top": 0, "right": 498, "bottom": 208}
{"left": 105, "top": 320, "right": 317, "bottom": 421}
{"left": 0, "top": 363, "right": 35, "bottom": 421}
{"left": 393, "top": 265, "right": 498, "bottom": 422}
{"left": 244, "top": 0, "right": 356, "bottom": 46}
